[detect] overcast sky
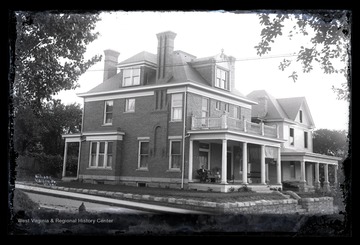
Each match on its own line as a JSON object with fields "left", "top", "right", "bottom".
{"left": 55, "top": 11, "right": 350, "bottom": 131}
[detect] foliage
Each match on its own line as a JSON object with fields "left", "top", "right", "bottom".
{"left": 13, "top": 189, "right": 40, "bottom": 212}
{"left": 14, "top": 99, "right": 82, "bottom": 156}
{"left": 13, "top": 11, "right": 102, "bottom": 110}
{"left": 255, "top": 10, "right": 351, "bottom": 101}
{"left": 313, "top": 129, "right": 348, "bottom": 158}
{"left": 238, "top": 185, "right": 253, "bottom": 192}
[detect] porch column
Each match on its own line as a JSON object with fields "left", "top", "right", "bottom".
{"left": 221, "top": 139, "right": 227, "bottom": 184}
{"left": 260, "top": 145, "right": 266, "bottom": 184}
{"left": 300, "top": 160, "right": 306, "bottom": 183}
{"left": 276, "top": 147, "right": 281, "bottom": 185}
{"left": 62, "top": 142, "right": 68, "bottom": 178}
{"left": 242, "top": 142, "right": 248, "bottom": 184}
{"left": 314, "top": 162, "right": 320, "bottom": 189}
{"left": 324, "top": 163, "right": 330, "bottom": 191}
{"left": 334, "top": 165, "right": 338, "bottom": 184}
{"left": 188, "top": 140, "right": 193, "bottom": 182}
{"left": 76, "top": 141, "right": 81, "bottom": 178}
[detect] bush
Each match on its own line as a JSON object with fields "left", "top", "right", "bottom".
{"left": 30, "top": 152, "right": 63, "bottom": 178}
{"left": 238, "top": 185, "right": 253, "bottom": 192}
{"left": 12, "top": 189, "right": 40, "bottom": 212}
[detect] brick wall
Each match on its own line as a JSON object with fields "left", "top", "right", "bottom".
{"left": 298, "top": 197, "right": 334, "bottom": 214}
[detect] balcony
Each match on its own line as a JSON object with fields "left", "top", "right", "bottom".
{"left": 191, "top": 114, "right": 279, "bottom": 139}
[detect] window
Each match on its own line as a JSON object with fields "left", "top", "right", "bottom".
{"left": 155, "top": 89, "right": 167, "bottom": 110}
{"left": 138, "top": 141, "right": 149, "bottom": 169}
{"left": 215, "top": 68, "right": 229, "bottom": 90}
{"left": 201, "top": 98, "right": 209, "bottom": 126}
{"left": 215, "top": 101, "right": 221, "bottom": 110}
{"left": 304, "top": 131, "right": 308, "bottom": 148}
{"left": 299, "top": 110, "right": 303, "bottom": 123}
{"left": 290, "top": 162, "right": 296, "bottom": 178}
{"left": 123, "top": 68, "right": 140, "bottom": 87}
{"left": 234, "top": 106, "right": 241, "bottom": 119}
{"left": 171, "top": 93, "right": 183, "bottom": 121}
{"left": 289, "top": 128, "right": 295, "bottom": 146}
{"left": 125, "top": 98, "right": 135, "bottom": 112}
{"left": 107, "top": 142, "right": 113, "bottom": 167}
{"left": 169, "top": 140, "right": 181, "bottom": 169}
{"left": 89, "top": 141, "right": 113, "bottom": 168}
{"left": 225, "top": 103, "right": 230, "bottom": 113}
{"left": 104, "top": 100, "right": 113, "bottom": 125}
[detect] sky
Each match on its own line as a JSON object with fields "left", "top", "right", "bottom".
{"left": 55, "top": 11, "right": 350, "bottom": 131}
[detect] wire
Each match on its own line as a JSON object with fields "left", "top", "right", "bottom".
{"left": 83, "top": 53, "right": 298, "bottom": 72}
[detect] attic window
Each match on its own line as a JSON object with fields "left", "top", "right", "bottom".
{"left": 215, "top": 68, "right": 229, "bottom": 90}
{"left": 123, "top": 68, "right": 140, "bottom": 87}
{"left": 299, "top": 110, "right": 303, "bottom": 123}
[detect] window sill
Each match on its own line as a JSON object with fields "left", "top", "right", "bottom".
{"left": 124, "top": 111, "right": 135, "bottom": 114}
{"left": 87, "top": 167, "right": 112, "bottom": 170}
{"left": 102, "top": 123, "right": 113, "bottom": 127}
{"left": 169, "top": 120, "right": 182, "bottom": 123}
{"left": 136, "top": 168, "right": 149, "bottom": 172}
{"left": 166, "top": 169, "right": 181, "bottom": 173}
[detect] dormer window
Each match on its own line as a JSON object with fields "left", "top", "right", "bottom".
{"left": 123, "top": 68, "right": 140, "bottom": 87}
{"left": 215, "top": 68, "right": 229, "bottom": 90}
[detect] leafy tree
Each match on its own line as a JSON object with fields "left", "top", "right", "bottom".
{"left": 255, "top": 10, "right": 351, "bottom": 101}
{"left": 14, "top": 100, "right": 82, "bottom": 156}
{"left": 13, "top": 11, "right": 102, "bottom": 111}
{"left": 313, "top": 129, "right": 348, "bottom": 158}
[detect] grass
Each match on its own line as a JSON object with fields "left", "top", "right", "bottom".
{"left": 57, "top": 181, "right": 286, "bottom": 203}
{"left": 12, "top": 189, "right": 40, "bottom": 212}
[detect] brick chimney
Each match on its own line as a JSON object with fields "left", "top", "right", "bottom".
{"left": 257, "top": 96, "right": 268, "bottom": 118}
{"left": 228, "top": 56, "right": 236, "bottom": 92}
{"left": 103, "top": 49, "right": 120, "bottom": 82}
{"left": 156, "top": 31, "right": 177, "bottom": 82}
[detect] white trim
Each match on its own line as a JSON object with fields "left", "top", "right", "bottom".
{"left": 137, "top": 137, "right": 150, "bottom": 140}
{"left": 83, "top": 131, "right": 125, "bottom": 136}
{"left": 117, "top": 61, "right": 157, "bottom": 69}
{"left": 86, "top": 135, "right": 123, "bottom": 141}
{"left": 168, "top": 135, "right": 182, "bottom": 140}
{"left": 189, "top": 129, "right": 286, "bottom": 144}
{"left": 85, "top": 91, "right": 154, "bottom": 102}
{"left": 167, "top": 87, "right": 186, "bottom": 94}
{"left": 168, "top": 139, "right": 181, "bottom": 172}
{"left": 138, "top": 140, "right": 150, "bottom": 170}
{"left": 103, "top": 100, "right": 113, "bottom": 125}
{"left": 187, "top": 87, "right": 252, "bottom": 109}
{"left": 78, "top": 82, "right": 257, "bottom": 106}
{"left": 63, "top": 137, "right": 81, "bottom": 143}
{"left": 88, "top": 141, "right": 114, "bottom": 169}
{"left": 199, "top": 143, "right": 210, "bottom": 170}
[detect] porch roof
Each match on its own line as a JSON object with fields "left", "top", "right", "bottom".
{"left": 281, "top": 151, "right": 341, "bottom": 165}
{"left": 188, "top": 129, "right": 286, "bottom": 147}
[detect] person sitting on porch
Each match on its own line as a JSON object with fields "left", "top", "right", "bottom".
{"left": 197, "top": 165, "right": 208, "bottom": 182}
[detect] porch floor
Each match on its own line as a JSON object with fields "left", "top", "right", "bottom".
{"left": 188, "top": 182, "right": 282, "bottom": 193}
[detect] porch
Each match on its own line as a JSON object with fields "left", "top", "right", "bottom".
{"left": 188, "top": 182, "right": 282, "bottom": 193}
{"left": 281, "top": 151, "right": 341, "bottom": 192}
{"left": 191, "top": 114, "right": 279, "bottom": 138}
{"left": 187, "top": 127, "right": 286, "bottom": 192}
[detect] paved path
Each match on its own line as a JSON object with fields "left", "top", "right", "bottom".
{"left": 16, "top": 183, "right": 210, "bottom": 215}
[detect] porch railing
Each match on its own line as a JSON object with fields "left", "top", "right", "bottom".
{"left": 191, "top": 114, "right": 279, "bottom": 139}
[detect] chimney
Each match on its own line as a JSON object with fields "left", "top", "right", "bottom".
{"left": 228, "top": 56, "right": 236, "bottom": 92}
{"left": 103, "top": 49, "right": 120, "bottom": 82}
{"left": 156, "top": 31, "right": 177, "bottom": 82}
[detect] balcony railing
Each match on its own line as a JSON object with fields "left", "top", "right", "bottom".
{"left": 191, "top": 114, "right": 279, "bottom": 138}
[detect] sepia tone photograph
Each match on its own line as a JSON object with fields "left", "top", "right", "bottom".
{"left": 8, "top": 10, "right": 351, "bottom": 236}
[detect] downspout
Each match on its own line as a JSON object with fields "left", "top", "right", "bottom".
{"left": 77, "top": 97, "right": 85, "bottom": 180}
{"left": 181, "top": 87, "right": 188, "bottom": 189}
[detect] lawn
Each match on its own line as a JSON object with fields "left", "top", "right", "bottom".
{"left": 57, "top": 181, "right": 286, "bottom": 203}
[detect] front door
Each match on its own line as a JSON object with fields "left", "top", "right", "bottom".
{"left": 199, "top": 151, "right": 209, "bottom": 170}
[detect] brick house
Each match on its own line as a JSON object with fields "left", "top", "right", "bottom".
{"left": 62, "top": 31, "right": 340, "bottom": 192}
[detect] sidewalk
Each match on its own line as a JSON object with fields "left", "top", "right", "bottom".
{"left": 15, "top": 183, "right": 211, "bottom": 215}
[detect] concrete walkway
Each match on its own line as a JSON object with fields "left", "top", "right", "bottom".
{"left": 15, "top": 183, "right": 211, "bottom": 215}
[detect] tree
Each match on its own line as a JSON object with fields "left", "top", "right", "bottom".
{"left": 14, "top": 100, "right": 82, "bottom": 156}
{"left": 255, "top": 10, "right": 351, "bottom": 101}
{"left": 313, "top": 129, "right": 348, "bottom": 158}
{"left": 13, "top": 12, "right": 102, "bottom": 111}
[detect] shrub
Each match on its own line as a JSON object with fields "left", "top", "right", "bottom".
{"left": 238, "top": 185, "right": 253, "bottom": 192}
{"left": 228, "top": 187, "right": 235, "bottom": 192}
